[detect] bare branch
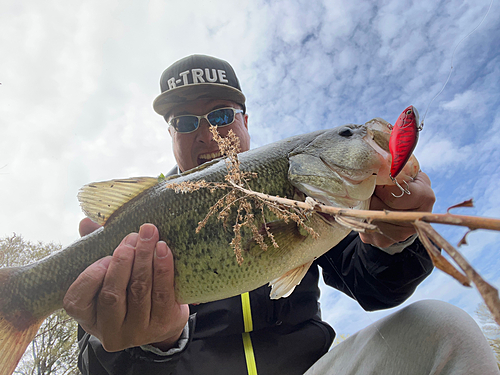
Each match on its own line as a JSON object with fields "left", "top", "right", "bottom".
{"left": 447, "top": 198, "right": 475, "bottom": 212}
{"left": 414, "top": 222, "right": 471, "bottom": 287}
{"left": 414, "top": 221, "right": 500, "bottom": 326}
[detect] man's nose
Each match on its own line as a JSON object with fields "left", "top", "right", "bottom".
{"left": 196, "top": 118, "right": 215, "bottom": 143}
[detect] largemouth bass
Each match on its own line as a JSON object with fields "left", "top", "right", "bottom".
{"left": 0, "top": 118, "right": 418, "bottom": 375}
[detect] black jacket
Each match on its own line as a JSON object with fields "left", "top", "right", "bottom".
{"left": 77, "top": 231, "right": 433, "bottom": 375}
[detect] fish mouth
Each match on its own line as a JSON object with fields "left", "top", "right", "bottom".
{"left": 197, "top": 150, "right": 223, "bottom": 166}
{"left": 322, "top": 161, "right": 379, "bottom": 185}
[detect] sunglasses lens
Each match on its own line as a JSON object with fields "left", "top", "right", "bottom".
{"left": 207, "top": 108, "right": 235, "bottom": 127}
{"left": 172, "top": 117, "right": 199, "bottom": 133}
{"left": 170, "top": 108, "right": 239, "bottom": 133}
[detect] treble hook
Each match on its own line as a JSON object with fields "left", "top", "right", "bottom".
{"left": 391, "top": 177, "right": 411, "bottom": 198}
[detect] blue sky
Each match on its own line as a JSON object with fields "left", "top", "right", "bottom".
{"left": 1, "top": 0, "right": 499, "bottom": 338}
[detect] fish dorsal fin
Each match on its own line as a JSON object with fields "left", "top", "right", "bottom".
{"left": 78, "top": 177, "right": 159, "bottom": 225}
{"left": 268, "top": 260, "right": 314, "bottom": 299}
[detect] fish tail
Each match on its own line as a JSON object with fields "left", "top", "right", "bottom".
{"left": 0, "top": 267, "right": 45, "bottom": 375}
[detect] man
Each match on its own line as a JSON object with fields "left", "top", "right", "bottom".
{"left": 64, "top": 55, "right": 499, "bottom": 374}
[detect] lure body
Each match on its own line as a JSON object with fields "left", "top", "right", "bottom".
{"left": 389, "top": 105, "right": 421, "bottom": 179}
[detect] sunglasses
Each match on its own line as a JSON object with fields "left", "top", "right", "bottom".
{"left": 167, "top": 107, "right": 244, "bottom": 134}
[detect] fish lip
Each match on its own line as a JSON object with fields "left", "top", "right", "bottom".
{"left": 337, "top": 170, "right": 378, "bottom": 184}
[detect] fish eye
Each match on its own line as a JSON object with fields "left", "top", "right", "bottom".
{"left": 339, "top": 128, "right": 354, "bottom": 137}
{"left": 406, "top": 109, "right": 412, "bottom": 115}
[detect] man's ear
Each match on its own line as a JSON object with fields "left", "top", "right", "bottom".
{"left": 243, "top": 113, "right": 249, "bottom": 129}
{"left": 168, "top": 126, "right": 173, "bottom": 136}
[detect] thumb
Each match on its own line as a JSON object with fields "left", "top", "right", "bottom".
{"left": 79, "top": 218, "right": 103, "bottom": 237}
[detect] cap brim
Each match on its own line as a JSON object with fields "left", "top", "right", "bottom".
{"left": 153, "top": 83, "right": 246, "bottom": 116}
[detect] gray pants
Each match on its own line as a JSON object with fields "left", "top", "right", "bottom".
{"left": 304, "top": 300, "right": 499, "bottom": 375}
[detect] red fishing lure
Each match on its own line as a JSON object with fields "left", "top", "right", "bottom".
{"left": 389, "top": 105, "right": 421, "bottom": 179}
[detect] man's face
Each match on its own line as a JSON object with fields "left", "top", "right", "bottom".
{"left": 167, "top": 99, "right": 250, "bottom": 172}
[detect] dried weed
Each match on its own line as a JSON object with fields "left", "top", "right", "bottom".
{"left": 165, "top": 125, "right": 316, "bottom": 265}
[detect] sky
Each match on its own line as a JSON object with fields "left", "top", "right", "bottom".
{"left": 1, "top": 0, "right": 499, "bottom": 342}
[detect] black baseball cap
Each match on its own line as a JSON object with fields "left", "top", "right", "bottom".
{"left": 153, "top": 54, "right": 246, "bottom": 117}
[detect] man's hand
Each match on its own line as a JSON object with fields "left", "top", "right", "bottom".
{"left": 63, "top": 220, "right": 190, "bottom": 352}
{"left": 359, "top": 172, "right": 435, "bottom": 248}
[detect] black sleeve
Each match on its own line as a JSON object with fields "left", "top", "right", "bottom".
{"left": 316, "top": 232, "right": 434, "bottom": 311}
{"left": 77, "top": 315, "right": 196, "bottom": 375}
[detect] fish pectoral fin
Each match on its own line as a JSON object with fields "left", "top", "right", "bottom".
{"left": 78, "top": 177, "right": 159, "bottom": 225}
{"left": 269, "top": 260, "right": 314, "bottom": 299}
{"left": 246, "top": 220, "right": 307, "bottom": 257}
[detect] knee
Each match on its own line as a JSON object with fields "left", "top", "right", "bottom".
{"left": 403, "top": 299, "right": 469, "bottom": 322}
{"left": 398, "top": 299, "right": 482, "bottom": 340}
{"left": 390, "top": 300, "right": 498, "bottom": 373}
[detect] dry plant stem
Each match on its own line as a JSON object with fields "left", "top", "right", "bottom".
{"left": 229, "top": 183, "right": 500, "bottom": 232}
{"left": 325, "top": 209, "right": 500, "bottom": 231}
{"left": 414, "top": 223, "right": 471, "bottom": 287}
{"left": 334, "top": 216, "right": 381, "bottom": 234}
{"left": 447, "top": 198, "right": 474, "bottom": 213}
{"left": 414, "top": 221, "right": 500, "bottom": 326}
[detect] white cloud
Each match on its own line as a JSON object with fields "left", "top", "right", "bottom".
{"left": 416, "top": 138, "right": 473, "bottom": 172}
{"left": 441, "top": 89, "right": 488, "bottom": 117}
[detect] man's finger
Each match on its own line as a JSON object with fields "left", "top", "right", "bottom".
{"left": 79, "top": 218, "right": 103, "bottom": 237}
{"left": 150, "top": 241, "right": 190, "bottom": 347}
{"left": 63, "top": 256, "right": 112, "bottom": 324}
{"left": 372, "top": 172, "right": 433, "bottom": 211}
{"left": 126, "top": 224, "right": 158, "bottom": 325}
{"left": 360, "top": 172, "right": 435, "bottom": 248}
{"left": 360, "top": 224, "right": 416, "bottom": 248}
{"left": 151, "top": 241, "right": 176, "bottom": 320}
{"left": 97, "top": 234, "right": 137, "bottom": 335}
